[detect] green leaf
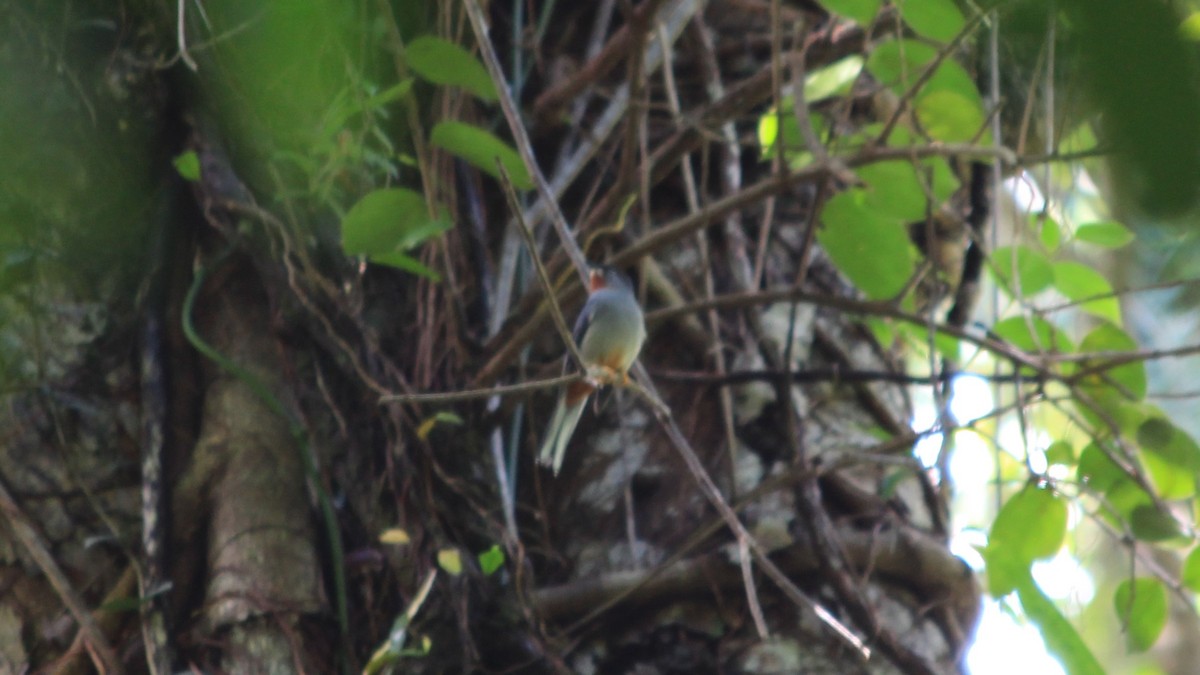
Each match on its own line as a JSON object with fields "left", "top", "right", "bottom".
{"left": 1079, "top": 322, "right": 1146, "bottom": 400}
{"left": 989, "top": 484, "right": 1067, "bottom": 563}
{"left": 172, "top": 150, "right": 201, "bottom": 182}
{"left": 1129, "top": 505, "right": 1183, "bottom": 541}
{"left": 477, "top": 544, "right": 505, "bottom": 576}
{"left": 856, "top": 160, "right": 931, "bottom": 221}
{"left": 916, "top": 89, "right": 987, "bottom": 142}
{"left": 990, "top": 245, "right": 1054, "bottom": 297}
{"left": 991, "top": 315, "right": 1073, "bottom": 358}
{"left": 818, "top": 0, "right": 882, "bottom": 26}
{"left": 867, "top": 41, "right": 987, "bottom": 144}
{"left": 1137, "top": 417, "right": 1200, "bottom": 498}
{"left": 804, "top": 55, "right": 864, "bottom": 101}
{"left": 369, "top": 251, "right": 442, "bottom": 280}
{"left": 1036, "top": 213, "right": 1062, "bottom": 253}
{"left": 437, "top": 548, "right": 463, "bottom": 576}
{"left": 1016, "top": 573, "right": 1105, "bottom": 675}
{"left": 406, "top": 36, "right": 497, "bottom": 101}
{"left": 818, "top": 191, "right": 918, "bottom": 299}
{"left": 1077, "top": 443, "right": 1126, "bottom": 493}
{"left": 430, "top": 121, "right": 533, "bottom": 189}
{"left": 895, "top": 0, "right": 966, "bottom": 42}
{"left": 1052, "top": 261, "right": 1120, "bottom": 323}
{"left": 341, "top": 188, "right": 452, "bottom": 260}
{"left": 924, "top": 157, "right": 961, "bottom": 204}
{"left": 1113, "top": 578, "right": 1168, "bottom": 652}
{"left": 1182, "top": 547, "right": 1200, "bottom": 592}
{"left": 1075, "top": 220, "right": 1135, "bottom": 248}
{"left": 1044, "top": 440, "right": 1075, "bottom": 466}
{"left": 867, "top": 40, "right": 939, "bottom": 93}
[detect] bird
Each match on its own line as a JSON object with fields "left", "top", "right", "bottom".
{"left": 538, "top": 266, "right": 646, "bottom": 475}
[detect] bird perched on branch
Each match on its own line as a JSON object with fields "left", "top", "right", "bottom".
{"left": 538, "top": 266, "right": 646, "bottom": 475}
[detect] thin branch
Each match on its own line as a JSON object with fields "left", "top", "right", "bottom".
{"left": 499, "top": 163, "right": 589, "bottom": 372}
{"left": 462, "top": 0, "right": 589, "bottom": 283}
{"left": 380, "top": 374, "right": 581, "bottom": 405}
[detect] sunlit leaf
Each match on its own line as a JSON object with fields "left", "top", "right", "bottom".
{"left": 1182, "top": 12, "right": 1200, "bottom": 41}
{"left": 1036, "top": 213, "right": 1062, "bottom": 252}
{"left": 990, "top": 245, "right": 1054, "bottom": 297}
{"left": 430, "top": 121, "right": 533, "bottom": 189}
{"left": 992, "top": 316, "right": 1072, "bottom": 356}
{"left": 406, "top": 36, "right": 497, "bottom": 101}
{"left": 477, "top": 544, "right": 505, "bottom": 576}
{"left": 1079, "top": 322, "right": 1146, "bottom": 400}
{"left": 804, "top": 55, "right": 864, "bottom": 101}
{"left": 1076, "top": 443, "right": 1125, "bottom": 493}
{"left": 1053, "top": 261, "right": 1120, "bottom": 324}
{"left": 1016, "top": 573, "right": 1105, "bottom": 675}
{"left": 1044, "top": 440, "right": 1075, "bottom": 466}
{"left": 915, "top": 89, "right": 986, "bottom": 143}
{"left": 1113, "top": 578, "right": 1168, "bottom": 652}
{"left": 416, "top": 411, "right": 464, "bottom": 441}
{"left": 989, "top": 484, "right": 1066, "bottom": 564}
{"left": 173, "top": 151, "right": 201, "bottom": 182}
{"left": 818, "top": 191, "right": 917, "bottom": 299}
{"left": 818, "top": 0, "right": 882, "bottom": 26}
{"left": 380, "top": 528, "right": 411, "bottom": 545}
{"left": 1182, "top": 547, "right": 1200, "bottom": 591}
{"left": 437, "top": 548, "right": 463, "bottom": 576}
{"left": 1075, "top": 220, "right": 1135, "bottom": 248}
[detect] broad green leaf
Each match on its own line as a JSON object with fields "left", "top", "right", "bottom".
{"left": 804, "top": 55, "right": 864, "bottom": 102}
{"left": 1137, "top": 417, "right": 1200, "bottom": 498}
{"left": 1052, "top": 261, "right": 1121, "bottom": 323}
{"left": 991, "top": 315, "right": 1073, "bottom": 356}
{"left": 1182, "top": 547, "right": 1200, "bottom": 591}
{"left": 369, "top": 251, "right": 442, "bottom": 279}
{"left": 924, "top": 157, "right": 961, "bottom": 204}
{"left": 477, "top": 544, "right": 505, "bottom": 576}
{"left": 867, "top": 40, "right": 939, "bottom": 94}
{"left": 1141, "top": 451, "right": 1195, "bottom": 501}
{"left": 1113, "top": 578, "right": 1168, "bottom": 652}
{"left": 1130, "top": 504, "right": 1184, "bottom": 541}
{"left": 1044, "top": 440, "right": 1075, "bottom": 466}
{"left": 868, "top": 41, "right": 986, "bottom": 141}
{"left": 1036, "top": 214, "right": 1062, "bottom": 253}
{"left": 172, "top": 150, "right": 201, "bottom": 182}
{"left": 896, "top": 0, "right": 965, "bottom": 42}
{"left": 818, "top": 191, "right": 918, "bottom": 299}
{"left": 1137, "top": 416, "right": 1176, "bottom": 450}
{"left": 406, "top": 36, "right": 497, "bottom": 101}
{"left": 1016, "top": 573, "right": 1105, "bottom": 675}
{"left": 989, "top": 484, "right": 1066, "bottom": 565}
{"left": 341, "top": 188, "right": 451, "bottom": 256}
{"left": 990, "top": 245, "right": 1054, "bottom": 297}
{"left": 818, "top": 0, "right": 882, "bottom": 26}
{"left": 915, "top": 89, "right": 985, "bottom": 143}
{"left": 430, "top": 121, "right": 533, "bottom": 189}
{"left": 1079, "top": 322, "right": 1146, "bottom": 400}
{"left": 1075, "top": 220, "right": 1135, "bottom": 248}
{"left": 857, "top": 160, "right": 930, "bottom": 221}
{"left": 1077, "top": 443, "right": 1126, "bottom": 493}
{"left": 758, "top": 109, "right": 828, "bottom": 163}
